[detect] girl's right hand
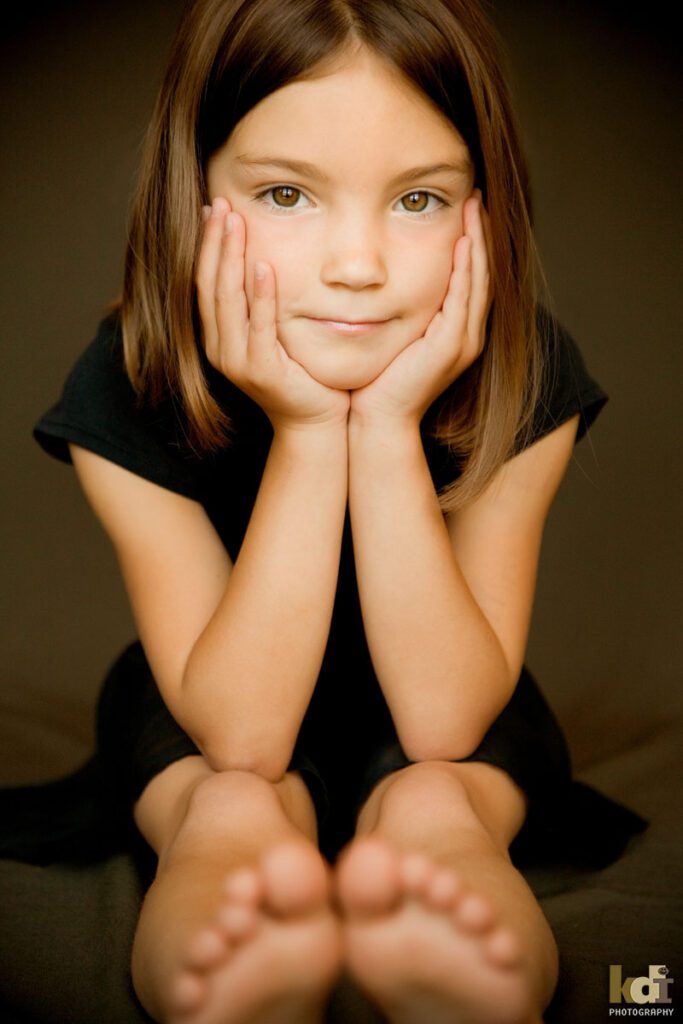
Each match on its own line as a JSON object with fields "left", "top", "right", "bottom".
{"left": 196, "top": 197, "right": 351, "bottom": 432}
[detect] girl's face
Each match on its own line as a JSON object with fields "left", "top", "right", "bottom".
{"left": 206, "top": 45, "right": 475, "bottom": 391}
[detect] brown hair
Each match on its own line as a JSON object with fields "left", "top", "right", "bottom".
{"left": 118, "top": 0, "right": 556, "bottom": 513}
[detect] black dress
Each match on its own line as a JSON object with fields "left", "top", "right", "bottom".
{"left": 2, "top": 308, "right": 648, "bottom": 869}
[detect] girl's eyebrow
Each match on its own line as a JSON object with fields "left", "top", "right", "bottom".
{"left": 235, "top": 154, "right": 472, "bottom": 186}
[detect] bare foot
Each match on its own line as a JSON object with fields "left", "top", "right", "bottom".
{"left": 334, "top": 836, "right": 543, "bottom": 1024}
{"left": 136, "top": 838, "right": 343, "bottom": 1024}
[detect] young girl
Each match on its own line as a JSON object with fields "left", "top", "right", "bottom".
{"left": 18, "top": 0, "right": 647, "bottom": 1021}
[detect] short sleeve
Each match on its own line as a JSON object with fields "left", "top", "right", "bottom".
{"left": 527, "top": 307, "right": 609, "bottom": 448}
{"left": 424, "top": 307, "right": 610, "bottom": 485}
{"left": 33, "top": 312, "right": 202, "bottom": 501}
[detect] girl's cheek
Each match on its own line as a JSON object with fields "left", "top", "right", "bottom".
{"left": 406, "top": 253, "right": 456, "bottom": 334}
{"left": 242, "top": 224, "right": 301, "bottom": 313}
{"left": 245, "top": 220, "right": 305, "bottom": 282}
{"left": 409, "top": 231, "right": 458, "bottom": 297}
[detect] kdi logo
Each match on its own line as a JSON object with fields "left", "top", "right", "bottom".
{"left": 609, "top": 964, "right": 673, "bottom": 1004}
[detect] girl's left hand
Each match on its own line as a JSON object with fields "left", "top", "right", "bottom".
{"left": 349, "top": 189, "right": 492, "bottom": 425}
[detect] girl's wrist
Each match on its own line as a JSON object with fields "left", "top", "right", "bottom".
{"left": 348, "top": 406, "right": 421, "bottom": 441}
{"left": 272, "top": 416, "right": 349, "bottom": 450}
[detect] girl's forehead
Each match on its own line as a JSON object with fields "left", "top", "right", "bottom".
{"left": 221, "top": 47, "right": 471, "bottom": 176}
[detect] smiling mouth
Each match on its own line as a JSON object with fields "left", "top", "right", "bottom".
{"left": 306, "top": 316, "right": 391, "bottom": 335}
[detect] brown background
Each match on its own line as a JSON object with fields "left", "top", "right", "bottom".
{"left": 1, "top": 0, "right": 681, "bottom": 788}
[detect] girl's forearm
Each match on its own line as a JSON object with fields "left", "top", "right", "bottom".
{"left": 347, "top": 413, "right": 512, "bottom": 762}
{"left": 180, "top": 422, "right": 348, "bottom": 782}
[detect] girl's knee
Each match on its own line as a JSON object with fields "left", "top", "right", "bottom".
{"left": 140, "top": 766, "right": 288, "bottom": 857}
{"left": 358, "top": 760, "right": 482, "bottom": 836}
{"left": 182, "top": 767, "right": 288, "bottom": 830}
{"left": 178, "top": 767, "right": 319, "bottom": 845}
{"left": 136, "top": 758, "right": 318, "bottom": 856}
{"left": 358, "top": 759, "right": 526, "bottom": 853}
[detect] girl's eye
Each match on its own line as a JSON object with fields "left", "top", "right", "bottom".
{"left": 252, "top": 186, "right": 447, "bottom": 218}
{"left": 398, "top": 191, "right": 445, "bottom": 216}
{"left": 253, "top": 186, "right": 310, "bottom": 212}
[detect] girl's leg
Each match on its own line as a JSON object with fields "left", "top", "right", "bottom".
{"left": 130, "top": 755, "right": 343, "bottom": 1024}
{"left": 334, "top": 760, "right": 557, "bottom": 1024}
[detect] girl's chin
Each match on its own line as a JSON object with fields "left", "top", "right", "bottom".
{"left": 298, "top": 362, "right": 383, "bottom": 392}
{"left": 285, "top": 332, "right": 418, "bottom": 390}
{"left": 285, "top": 346, "right": 390, "bottom": 393}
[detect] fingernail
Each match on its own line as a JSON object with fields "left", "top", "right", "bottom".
{"left": 201, "top": 205, "right": 211, "bottom": 223}
{"left": 226, "top": 213, "right": 235, "bottom": 234}
{"left": 211, "top": 197, "right": 227, "bottom": 217}
{"left": 254, "top": 261, "right": 267, "bottom": 280}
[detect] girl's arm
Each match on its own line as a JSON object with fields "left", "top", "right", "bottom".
{"left": 68, "top": 201, "right": 350, "bottom": 784}
{"left": 347, "top": 410, "right": 580, "bottom": 763}
{"left": 70, "top": 419, "right": 347, "bottom": 783}
{"left": 345, "top": 192, "right": 579, "bottom": 762}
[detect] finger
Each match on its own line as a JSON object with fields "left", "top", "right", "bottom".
{"left": 195, "top": 197, "right": 232, "bottom": 361}
{"left": 440, "top": 233, "right": 471, "bottom": 333}
{"left": 423, "top": 233, "right": 470, "bottom": 353}
{"left": 464, "top": 193, "right": 491, "bottom": 350}
{"left": 246, "top": 261, "right": 278, "bottom": 367}
{"left": 475, "top": 189, "right": 495, "bottom": 307}
{"left": 214, "top": 209, "right": 249, "bottom": 373}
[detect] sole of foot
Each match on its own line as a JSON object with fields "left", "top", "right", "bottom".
{"left": 164, "top": 838, "right": 344, "bottom": 1024}
{"left": 334, "top": 836, "right": 543, "bottom": 1024}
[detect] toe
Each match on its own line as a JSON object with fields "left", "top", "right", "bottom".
{"left": 399, "top": 851, "right": 433, "bottom": 896}
{"left": 170, "top": 969, "right": 207, "bottom": 1014}
{"left": 484, "top": 924, "right": 523, "bottom": 968}
{"left": 425, "top": 867, "right": 464, "bottom": 910}
{"left": 223, "top": 866, "right": 264, "bottom": 904}
{"left": 261, "top": 839, "right": 331, "bottom": 916}
{"left": 454, "top": 891, "right": 495, "bottom": 933}
{"left": 185, "top": 926, "right": 228, "bottom": 970}
{"left": 215, "top": 901, "right": 259, "bottom": 941}
{"left": 335, "top": 837, "right": 402, "bottom": 916}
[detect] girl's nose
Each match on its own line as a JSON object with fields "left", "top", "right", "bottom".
{"left": 320, "top": 217, "right": 387, "bottom": 289}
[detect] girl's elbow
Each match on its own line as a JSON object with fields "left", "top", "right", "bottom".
{"left": 177, "top": 674, "right": 295, "bottom": 783}
{"left": 397, "top": 704, "right": 505, "bottom": 764}
{"left": 402, "top": 668, "right": 516, "bottom": 763}
{"left": 200, "top": 730, "right": 295, "bottom": 785}
{"left": 400, "top": 728, "right": 482, "bottom": 764}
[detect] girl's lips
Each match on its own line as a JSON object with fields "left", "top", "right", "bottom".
{"left": 307, "top": 317, "right": 391, "bottom": 335}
